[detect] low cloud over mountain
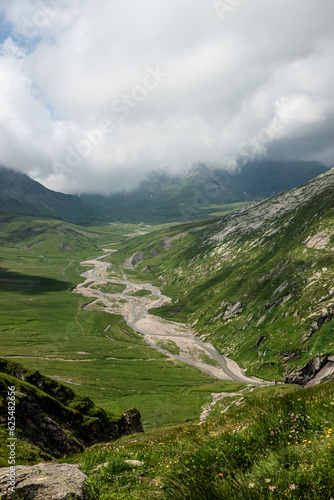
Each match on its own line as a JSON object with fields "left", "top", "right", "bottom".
{"left": 0, "top": 0, "right": 333, "bottom": 194}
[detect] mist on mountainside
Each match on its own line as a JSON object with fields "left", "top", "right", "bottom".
{"left": 80, "top": 160, "right": 329, "bottom": 222}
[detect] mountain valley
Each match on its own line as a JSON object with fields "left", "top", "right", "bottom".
{"left": 0, "top": 164, "right": 334, "bottom": 499}
{"left": 101, "top": 167, "right": 334, "bottom": 384}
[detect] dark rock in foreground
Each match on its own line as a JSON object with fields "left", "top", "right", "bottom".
{"left": 0, "top": 358, "right": 144, "bottom": 462}
{"left": 119, "top": 407, "right": 144, "bottom": 435}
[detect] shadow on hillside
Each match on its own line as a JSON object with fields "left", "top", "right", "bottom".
{"left": 0, "top": 268, "right": 68, "bottom": 294}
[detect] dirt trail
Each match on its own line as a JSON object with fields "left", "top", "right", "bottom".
{"left": 74, "top": 251, "right": 266, "bottom": 385}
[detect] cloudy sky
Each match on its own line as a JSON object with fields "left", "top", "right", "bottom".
{"left": 0, "top": 0, "right": 333, "bottom": 194}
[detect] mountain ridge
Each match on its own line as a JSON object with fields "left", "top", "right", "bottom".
{"left": 210, "top": 166, "right": 334, "bottom": 242}
{"left": 0, "top": 166, "right": 109, "bottom": 225}
{"left": 0, "top": 160, "right": 329, "bottom": 224}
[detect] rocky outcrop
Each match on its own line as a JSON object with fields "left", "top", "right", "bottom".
{"left": 211, "top": 168, "right": 334, "bottom": 243}
{"left": 0, "top": 359, "right": 144, "bottom": 460}
{"left": 159, "top": 235, "right": 180, "bottom": 250}
{"left": 285, "top": 356, "right": 334, "bottom": 387}
{"left": 118, "top": 407, "right": 144, "bottom": 435}
{"left": 0, "top": 463, "right": 87, "bottom": 500}
{"left": 309, "top": 306, "right": 334, "bottom": 335}
{"left": 223, "top": 301, "right": 244, "bottom": 320}
{"left": 304, "top": 232, "right": 331, "bottom": 249}
{"left": 304, "top": 358, "right": 334, "bottom": 387}
{"left": 124, "top": 250, "right": 144, "bottom": 267}
{"left": 254, "top": 335, "right": 267, "bottom": 348}
{"left": 211, "top": 301, "right": 245, "bottom": 323}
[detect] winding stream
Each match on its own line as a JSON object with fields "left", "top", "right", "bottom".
{"left": 74, "top": 251, "right": 264, "bottom": 385}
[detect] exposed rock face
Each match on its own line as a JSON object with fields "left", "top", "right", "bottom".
{"left": 305, "top": 357, "right": 334, "bottom": 387}
{"left": 285, "top": 356, "right": 334, "bottom": 387}
{"left": 118, "top": 407, "right": 144, "bottom": 435}
{"left": 124, "top": 250, "right": 144, "bottom": 267}
{"left": 159, "top": 235, "right": 181, "bottom": 250}
{"left": 0, "top": 463, "right": 87, "bottom": 500}
{"left": 211, "top": 301, "right": 245, "bottom": 323}
{"left": 304, "top": 232, "right": 331, "bottom": 249}
{"left": 309, "top": 305, "right": 334, "bottom": 335}
{"left": 0, "top": 359, "right": 144, "bottom": 460}
{"left": 255, "top": 335, "right": 267, "bottom": 348}
{"left": 222, "top": 301, "right": 244, "bottom": 320}
{"left": 211, "top": 168, "right": 334, "bottom": 243}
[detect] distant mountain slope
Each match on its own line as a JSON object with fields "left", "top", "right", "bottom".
{"left": 0, "top": 166, "right": 109, "bottom": 224}
{"left": 227, "top": 159, "right": 330, "bottom": 197}
{"left": 109, "top": 168, "right": 334, "bottom": 383}
{"left": 81, "top": 160, "right": 330, "bottom": 222}
{"left": 0, "top": 161, "right": 329, "bottom": 224}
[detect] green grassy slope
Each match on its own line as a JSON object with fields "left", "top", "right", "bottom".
{"left": 70, "top": 381, "right": 334, "bottom": 499}
{"left": 107, "top": 169, "right": 334, "bottom": 382}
